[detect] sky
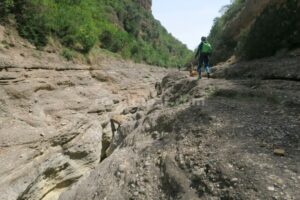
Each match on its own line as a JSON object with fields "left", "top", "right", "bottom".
{"left": 152, "top": 0, "right": 231, "bottom": 50}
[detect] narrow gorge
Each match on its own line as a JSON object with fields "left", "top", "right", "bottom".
{"left": 0, "top": 0, "right": 299, "bottom": 200}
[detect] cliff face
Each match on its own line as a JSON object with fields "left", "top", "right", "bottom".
{"left": 222, "top": 0, "right": 272, "bottom": 41}
{"left": 209, "top": 0, "right": 300, "bottom": 62}
{"left": 136, "top": 0, "right": 152, "bottom": 11}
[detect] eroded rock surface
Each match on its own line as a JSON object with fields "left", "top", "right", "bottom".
{"left": 59, "top": 72, "right": 300, "bottom": 200}
{"left": 0, "top": 26, "right": 168, "bottom": 200}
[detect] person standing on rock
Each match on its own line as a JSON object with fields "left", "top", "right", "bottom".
{"left": 195, "top": 36, "right": 212, "bottom": 80}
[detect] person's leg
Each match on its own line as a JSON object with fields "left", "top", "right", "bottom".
{"left": 197, "top": 63, "right": 202, "bottom": 79}
{"left": 204, "top": 55, "right": 210, "bottom": 78}
{"left": 198, "top": 55, "right": 204, "bottom": 79}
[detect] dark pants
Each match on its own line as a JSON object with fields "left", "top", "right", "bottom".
{"left": 197, "top": 54, "right": 210, "bottom": 77}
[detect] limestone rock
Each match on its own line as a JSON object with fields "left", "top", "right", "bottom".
{"left": 274, "top": 149, "right": 285, "bottom": 156}
{"left": 0, "top": 31, "right": 167, "bottom": 200}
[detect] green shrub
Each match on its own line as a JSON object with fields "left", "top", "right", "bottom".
{"left": 235, "top": 28, "right": 249, "bottom": 58}
{"left": 61, "top": 48, "right": 76, "bottom": 61}
{"left": 0, "top": 0, "right": 14, "bottom": 19}
{"left": 12, "top": 2, "right": 45, "bottom": 46}
{"left": 100, "top": 29, "right": 131, "bottom": 53}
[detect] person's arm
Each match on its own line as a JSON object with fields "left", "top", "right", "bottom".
{"left": 195, "top": 43, "right": 203, "bottom": 58}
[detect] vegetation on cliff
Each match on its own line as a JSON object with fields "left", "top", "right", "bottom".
{"left": 208, "top": 0, "right": 300, "bottom": 63}
{"left": 240, "top": 0, "right": 300, "bottom": 59}
{"left": 207, "top": 0, "right": 246, "bottom": 63}
{"left": 0, "top": 0, "right": 192, "bottom": 67}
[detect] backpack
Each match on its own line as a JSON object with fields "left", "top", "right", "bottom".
{"left": 201, "top": 42, "right": 212, "bottom": 54}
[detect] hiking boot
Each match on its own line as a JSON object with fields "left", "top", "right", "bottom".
{"left": 198, "top": 76, "right": 202, "bottom": 80}
{"left": 207, "top": 73, "right": 210, "bottom": 79}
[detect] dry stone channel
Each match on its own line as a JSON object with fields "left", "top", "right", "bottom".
{"left": 0, "top": 50, "right": 167, "bottom": 200}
